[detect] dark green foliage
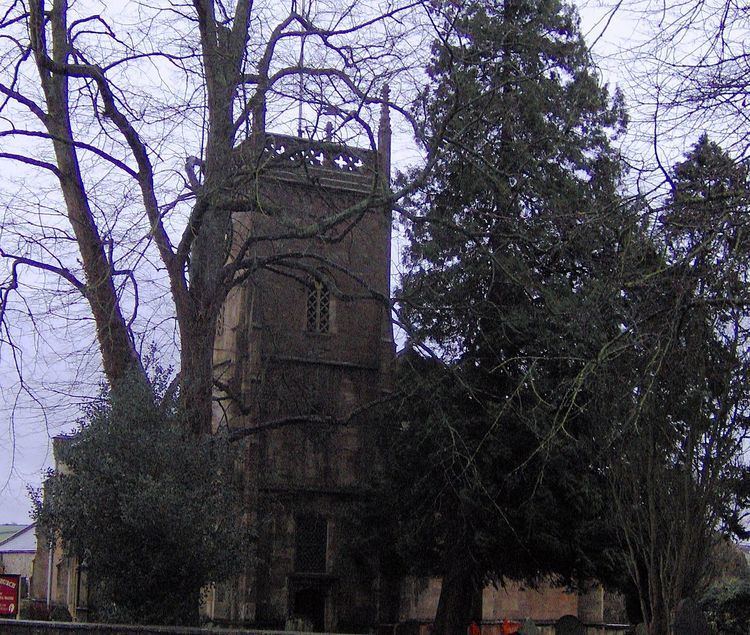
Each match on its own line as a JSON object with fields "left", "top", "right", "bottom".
{"left": 700, "top": 578, "right": 750, "bottom": 635}
{"left": 664, "top": 134, "right": 750, "bottom": 285}
{"left": 403, "top": 0, "right": 627, "bottom": 359}
{"left": 48, "top": 605, "right": 73, "bottom": 622}
{"left": 382, "top": 1, "right": 633, "bottom": 630}
{"left": 32, "top": 370, "right": 251, "bottom": 626}
{"left": 400, "top": 0, "right": 632, "bottom": 482}
{"left": 372, "top": 354, "right": 621, "bottom": 583}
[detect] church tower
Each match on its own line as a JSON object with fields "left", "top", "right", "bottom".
{"left": 209, "top": 107, "right": 394, "bottom": 630}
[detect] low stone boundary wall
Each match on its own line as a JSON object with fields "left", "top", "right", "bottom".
{"left": 533, "top": 626, "right": 631, "bottom": 635}
{"left": 509, "top": 623, "right": 631, "bottom": 635}
{"left": 379, "top": 621, "right": 631, "bottom": 635}
{"left": 0, "top": 621, "right": 327, "bottom": 635}
{"left": 0, "top": 620, "right": 632, "bottom": 635}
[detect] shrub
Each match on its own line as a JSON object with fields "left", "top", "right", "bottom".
{"left": 32, "top": 370, "right": 252, "bottom": 626}
{"left": 700, "top": 578, "right": 750, "bottom": 635}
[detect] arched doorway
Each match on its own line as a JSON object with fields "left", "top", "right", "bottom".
{"left": 292, "top": 585, "right": 326, "bottom": 631}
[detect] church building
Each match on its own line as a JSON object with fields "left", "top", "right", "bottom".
{"left": 206, "top": 109, "right": 395, "bottom": 631}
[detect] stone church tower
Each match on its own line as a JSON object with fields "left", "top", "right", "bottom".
{"left": 207, "top": 110, "right": 394, "bottom": 630}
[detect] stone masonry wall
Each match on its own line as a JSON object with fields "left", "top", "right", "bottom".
{"left": 2, "top": 620, "right": 629, "bottom": 635}
{"left": 0, "top": 620, "right": 356, "bottom": 635}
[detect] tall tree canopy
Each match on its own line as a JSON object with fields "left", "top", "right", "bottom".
{"left": 603, "top": 135, "right": 750, "bottom": 634}
{"left": 385, "top": 0, "right": 632, "bottom": 632}
{"left": 402, "top": 0, "right": 627, "bottom": 359}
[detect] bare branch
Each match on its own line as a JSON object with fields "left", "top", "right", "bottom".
{"left": 0, "top": 129, "right": 138, "bottom": 178}
{"left": 0, "top": 152, "right": 60, "bottom": 176}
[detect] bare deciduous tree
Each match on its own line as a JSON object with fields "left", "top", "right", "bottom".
{"left": 0, "top": 0, "right": 435, "bottom": 436}
{"left": 594, "top": 0, "right": 750, "bottom": 172}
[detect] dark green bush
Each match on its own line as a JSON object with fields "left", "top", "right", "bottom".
{"left": 48, "top": 605, "right": 73, "bottom": 622}
{"left": 32, "top": 370, "right": 252, "bottom": 626}
{"left": 18, "top": 598, "right": 52, "bottom": 620}
{"left": 700, "top": 578, "right": 750, "bottom": 635}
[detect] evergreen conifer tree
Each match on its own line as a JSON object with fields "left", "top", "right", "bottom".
{"left": 387, "top": 0, "right": 633, "bottom": 632}
{"left": 605, "top": 136, "right": 750, "bottom": 634}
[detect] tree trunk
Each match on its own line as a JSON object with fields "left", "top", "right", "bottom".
{"left": 179, "top": 315, "right": 217, "bottom": 435}
{"left": 647, "top": 578, "right": 671, "bottom": 635}
{"left": 28, "top": 0, "right": 144, "bottom": 390}
{"left": 648, "top": 605, "right": 670, "bottom": 635}
{"left": 433, "top": 563, "right": 482, "bottom": 635}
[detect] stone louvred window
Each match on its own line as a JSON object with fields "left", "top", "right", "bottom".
{"left": 306, "top": 279, "right": 330, "bottom": 333}
{"left": 294, "top": 513, "right": 328, "bottom": 573}
{"left": 216, "top": 302, "right": 225, "bottom": 337}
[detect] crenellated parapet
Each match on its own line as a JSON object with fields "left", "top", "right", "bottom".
{"left": 234, "top": 133, "right": 383, "bottom": 195}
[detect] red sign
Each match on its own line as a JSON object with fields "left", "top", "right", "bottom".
{"left": 0, "top": 574, "right": 20, "bottom": 617}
